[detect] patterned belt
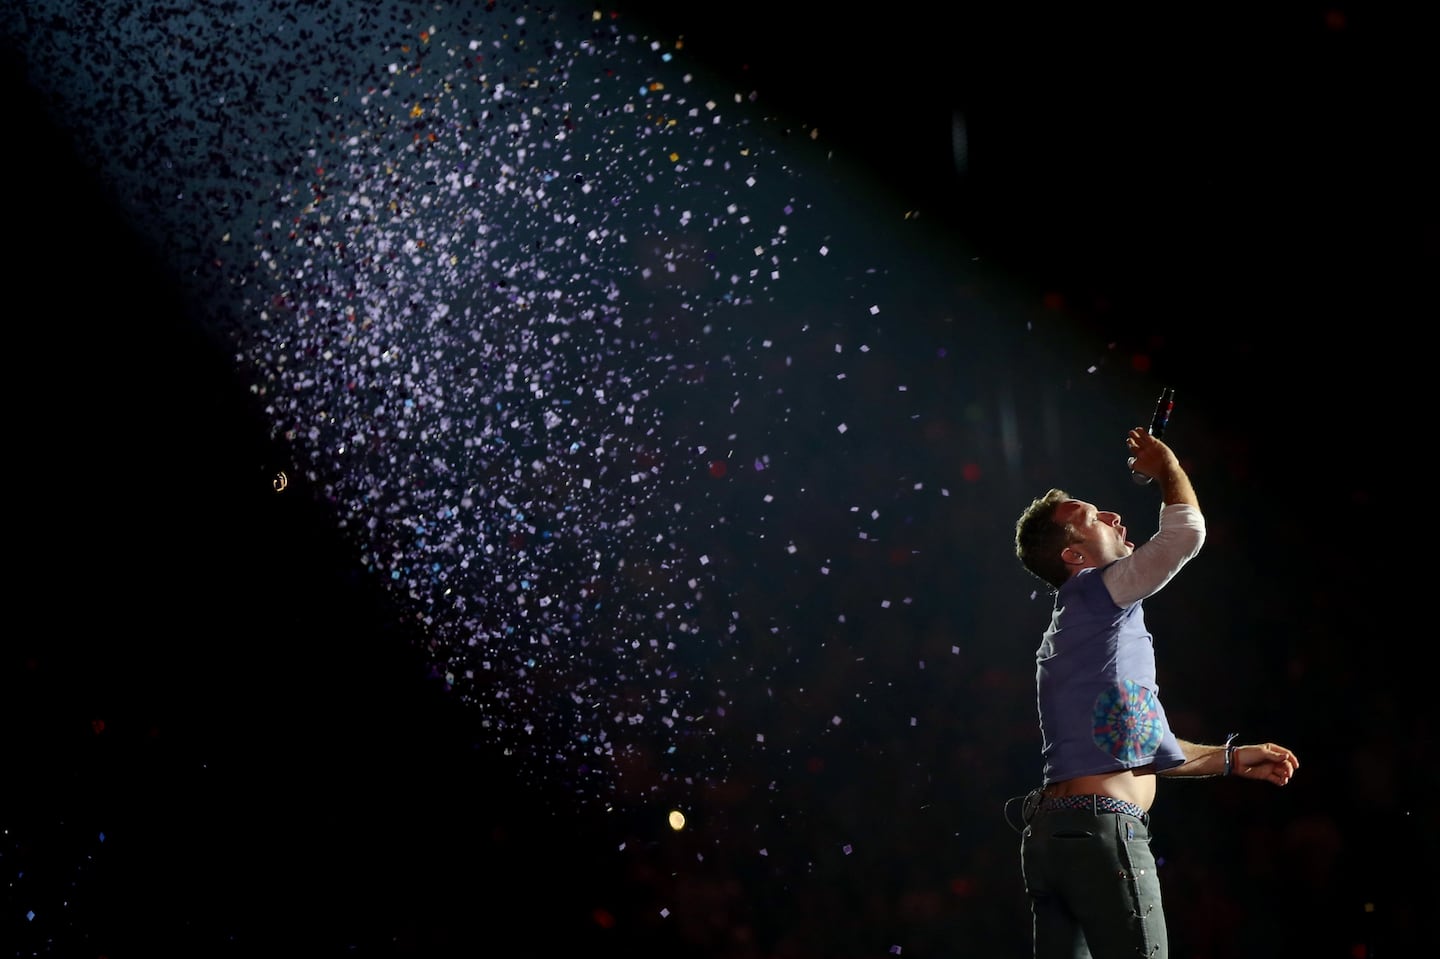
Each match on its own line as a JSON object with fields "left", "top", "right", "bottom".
{"left": 1039, "top": 794, "right": 1148, "bottom": 822}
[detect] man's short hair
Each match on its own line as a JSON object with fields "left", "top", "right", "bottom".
{"left": 1015, "top": 488, "right": 1077, "bottom": 591}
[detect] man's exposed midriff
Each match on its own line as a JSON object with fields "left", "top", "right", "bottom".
{"left": 1043, "top": 765, "right": 1158, "bottom": 812}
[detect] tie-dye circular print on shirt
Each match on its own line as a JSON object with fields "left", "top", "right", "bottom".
{"left": 1092, "top": 679, "right": 1164, "bottom": 763}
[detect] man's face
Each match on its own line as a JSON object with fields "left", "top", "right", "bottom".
{"left": 1054, "top": 498, "right": 1133, "bottom": 568}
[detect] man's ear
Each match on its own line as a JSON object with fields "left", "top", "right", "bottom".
{"left": 1062, "top": 545, "right": 1084, "bottom": 567}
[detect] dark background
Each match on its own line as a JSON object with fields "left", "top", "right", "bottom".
{"left": 5, "top": 3, "right": 1432, "bottom": 957}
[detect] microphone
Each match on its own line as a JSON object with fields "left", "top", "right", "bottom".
{"left": 1130, "top": 387, "right": 1174, "bottom": 485}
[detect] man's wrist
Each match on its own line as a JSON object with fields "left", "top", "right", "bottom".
{"left": 1223, "top": 732, "right": 1239, "bottom": 776}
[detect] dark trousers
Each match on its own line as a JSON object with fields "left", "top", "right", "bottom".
{"left": 1020, "top": 803, "right": 1167, "bottom": 959}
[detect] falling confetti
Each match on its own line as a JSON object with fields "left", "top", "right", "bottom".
{"left": 3, "top": 1, "right": 976, "bottom": 809}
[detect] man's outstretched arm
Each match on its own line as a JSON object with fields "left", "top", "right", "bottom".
{"left": 1160, "top": 738, "right": 1299, "bottom": 784}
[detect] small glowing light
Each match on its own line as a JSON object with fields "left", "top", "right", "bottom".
{"left": 668, "top": 809, "right": 686, "bottom": 831}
